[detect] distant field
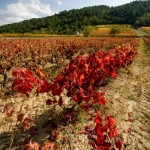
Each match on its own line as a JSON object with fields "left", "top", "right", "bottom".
{"left": 141, "top": 27, "right": 150, "bottom": 34}
{"left": 90, "top": 24, "right": 137, "bottom": 37}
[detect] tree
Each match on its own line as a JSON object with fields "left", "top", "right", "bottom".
{"left": 83, "top": 26, "right": 92, "bottom": 37}
{"left": 109, "top": 26, "right": 120, "bottom": 37}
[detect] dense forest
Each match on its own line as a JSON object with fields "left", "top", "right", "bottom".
{"left": 0, "top": 0, "right": 149, "bottom": 34}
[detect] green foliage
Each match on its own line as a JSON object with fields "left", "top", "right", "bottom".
{"left": 0, "top": 1, "right": 149, "bottom": 34}
{"left": 109, "top": 26, "right": 121, "bottom": 36}
{"left": 134, "top": 13, "right": 150, "bottom": 27}
{"left": 83, "top": 26, "right": 92, "bottom": 37}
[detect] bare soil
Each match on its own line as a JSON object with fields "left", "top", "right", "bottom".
{"left": 104, "top": 39, "right": 150, "bottom": 150}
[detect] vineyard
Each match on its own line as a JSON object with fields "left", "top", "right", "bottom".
{"left": 0, "top": 37, "right": 150, "bottom": 150}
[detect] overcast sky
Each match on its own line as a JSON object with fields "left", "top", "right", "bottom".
{"left": 0, "top": 0, "right": 134, "bottom": 26}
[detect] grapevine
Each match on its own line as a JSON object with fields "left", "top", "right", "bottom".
{"left": 10, "top": 43, "right": 137, "bottom": 149}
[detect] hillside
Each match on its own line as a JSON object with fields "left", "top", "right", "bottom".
{"left": 0, "top": 0, "right": 149, "bottom": 34}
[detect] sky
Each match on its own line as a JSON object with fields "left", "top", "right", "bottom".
{"left": 0, "top": 0, "right": 134, "bottom": 26}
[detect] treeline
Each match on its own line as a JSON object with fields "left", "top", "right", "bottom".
{"left": 0, "top": 0, "right": 149, "bottom": 34}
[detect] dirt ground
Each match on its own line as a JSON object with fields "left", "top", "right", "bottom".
{"left": 104, "top": 39, "right": 150, "bottom": 150}
{"left": 0, "top": 39, "right": 150, "bottom": 150}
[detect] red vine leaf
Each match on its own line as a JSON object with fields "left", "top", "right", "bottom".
{"left": 58, "top": 97, "right": 63, "bottom": 106}
{"left": 17, "top": 113, "right": 24, "bottom": 122}
{"left": 115, "top": 138, "right": 123, "bottom": 150}
{"left": 41, "top": 140, "right": 53, "bottom": 150}
{"left": 22, "top": 140, "right": 39, "bottom": 150}
{"left": 5, "top": 106, "right": 14, "bottom": 117}
{"left": 46, "top": 99, "right": 52, "bottom": 105}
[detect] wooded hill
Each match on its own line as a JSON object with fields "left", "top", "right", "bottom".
{"left": 0, "top": 0, "right": 149, "bottom": 34}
